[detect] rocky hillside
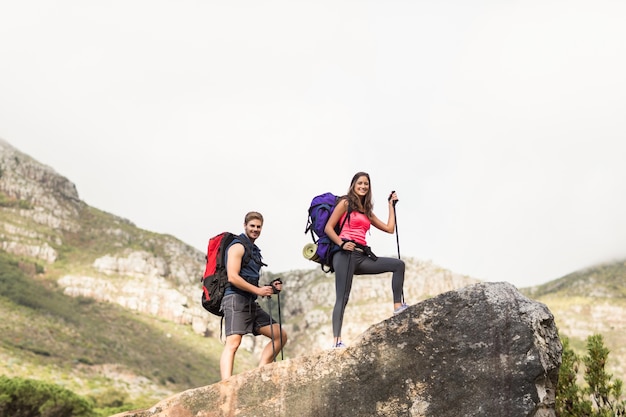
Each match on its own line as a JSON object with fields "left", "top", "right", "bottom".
{"left": 0, "top": 138, "right": 213, "bottom": 333}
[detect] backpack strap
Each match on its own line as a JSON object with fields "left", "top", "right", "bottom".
{"left": 339, "top": 206, "right": 351, "bottom": 232}
{"left": 336, "top": 196, "right": 352, "bottom": 234}
{"left": 220, "top": 234, "right": 267, "bottom": 294}
{"left": 232, "top": 236, "right": 267, "bottom": 269}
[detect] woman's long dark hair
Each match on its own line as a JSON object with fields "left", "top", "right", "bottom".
{"left": 344, "top": 171, "right": 373, "bottom": 218}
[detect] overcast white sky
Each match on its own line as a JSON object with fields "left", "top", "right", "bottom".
{"left": 1, "top": 1, "right": 625, "bottom": 288}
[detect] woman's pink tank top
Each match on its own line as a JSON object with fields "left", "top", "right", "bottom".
{"left": 338, "top": 211, "right": 370, "bottom": 245}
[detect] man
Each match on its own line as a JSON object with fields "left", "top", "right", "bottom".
{"left": 219, "top": 211, "right": 287, "bottom": 380}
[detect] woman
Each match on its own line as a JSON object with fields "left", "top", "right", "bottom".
{"left": 325, "top": 171, "right": 407, "bottom": 348}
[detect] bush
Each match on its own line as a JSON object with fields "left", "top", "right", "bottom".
{"left": 556, "top": 334, "right": 626, "bottom": 417}
{"left": 0, "top": 375, "right": 94, "bottom": 417}
{"left": 556, "top": 337, "right": 593, "bottom": 416}
{"left": 583, "top": 335, "right": 625, "bottom": 416}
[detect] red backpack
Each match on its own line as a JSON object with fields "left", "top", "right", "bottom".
{"left": 200, "top": 232, "right": 252, "bottom": 316}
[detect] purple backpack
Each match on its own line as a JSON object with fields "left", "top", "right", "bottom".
{"left": 304, "top": 192, "right": 350, "bottom": 273}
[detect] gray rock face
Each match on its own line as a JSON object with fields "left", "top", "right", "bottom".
{"left": 0, "top": 138, "right": 82, "bottom": 231}
{"left": 114, "top": 282, "right": 561, "bottom": 417}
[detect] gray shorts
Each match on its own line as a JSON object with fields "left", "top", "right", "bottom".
{"left": 222, "top": 293, "right": 275, "bottom": 337}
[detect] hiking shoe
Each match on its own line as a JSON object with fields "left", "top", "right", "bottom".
{"left": 332, "top": 341, "right": 347, "bottom": 349}
{"left": 393, "top": 303, "right": 409, "bottom": 315}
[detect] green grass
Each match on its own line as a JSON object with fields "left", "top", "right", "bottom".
{"left": 0, "top": 250, "right": 256, "bottom": 408}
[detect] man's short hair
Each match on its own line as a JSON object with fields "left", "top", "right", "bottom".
{"left": 244, "top": 211, "right": 264, "bottom": 224}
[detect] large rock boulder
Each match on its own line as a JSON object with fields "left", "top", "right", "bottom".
{"left": 114, "top": 282, "right": 561, "bottom": 417}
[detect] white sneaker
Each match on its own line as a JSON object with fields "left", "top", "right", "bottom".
{"left": 393, "top": 303, "right": 409, "bottom": 315}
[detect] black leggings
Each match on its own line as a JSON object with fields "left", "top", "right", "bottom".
{"left": 332, "top": 250, "right": 405, "bottom": 338}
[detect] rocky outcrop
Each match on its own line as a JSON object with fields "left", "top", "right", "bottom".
{"left": 114, "top": 282, "right": 561, "bottom": 417}
{"left": 0, "top": 138, "right": 83, "bottom": 232}
{"left": 58, "top": 245, "right": 206, "bottom": 325}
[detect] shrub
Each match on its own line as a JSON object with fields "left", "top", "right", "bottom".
{"left": 583, "top": 334, "right": 625, "bottom": 416}
{"left": 0, "top": 375, "right": 94, "bottom": 417}
{"left": 556, "top": 334, "right": 626, "bottom": 417}
{"left": 556, "top": 337, "right": 593, "bottom": 416}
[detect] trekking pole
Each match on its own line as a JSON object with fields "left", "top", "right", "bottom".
{"left": 266, "top": 294, "right": 276, "bottom": 362}
{"left": 389, "top": 191, "right": 400, "bottom": 259}
{"left": 394, "top": 204, "right": 400, "bottom": 259}
{"left": 276, "top": 291, "right": 284, "bottom": 360}
{"left": 389, "top": 191, "right": 404, "bottom": 304}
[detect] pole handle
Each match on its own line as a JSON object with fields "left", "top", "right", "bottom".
{"left": 388, "top": 190, "right": 398, "bottom": 207}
